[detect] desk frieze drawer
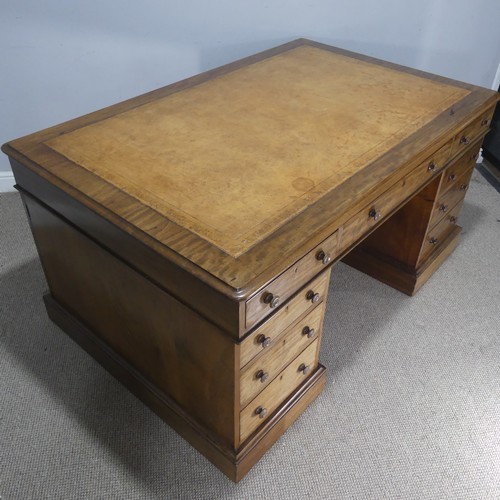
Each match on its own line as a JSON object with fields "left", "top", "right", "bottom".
{"left": 450, "top": 108, "right": 494, "bottom": 158}
{"left": 240, "top": 302, "right": 325, "bottom": 408}
{"left": 240, "top": 339, "right": 319, "bottom": 443}
{"left": 245, "top": 233, "right": 337, "bottom": 330}
{"left": 240, "top": 270, "right": 331, "bottom": 367}
{"left": 340, "top": 142, "right": 452, "bottom": 254}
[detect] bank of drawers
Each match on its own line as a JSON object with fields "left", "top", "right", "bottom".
{"left": 419, "top": 201, "right": 464, "bottom": 262}
{"left": 239, "top": 269, "right": 330, "bottom": 442}
{"left": 419, "top": 142, "right": 479, "bottom": 264}
{"left": 428, "top": 167, "right": 474, "bottom": 230}
{"left": 438, "top": 144, "right": 479, "bottom": 197}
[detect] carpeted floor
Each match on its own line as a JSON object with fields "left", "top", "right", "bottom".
{"left": 1, "top": 170, "right": 499, "bottom": 500}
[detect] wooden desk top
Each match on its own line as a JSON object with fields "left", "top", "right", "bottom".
{"left": 3, "top": 39, "right": 497, "bottom": 297}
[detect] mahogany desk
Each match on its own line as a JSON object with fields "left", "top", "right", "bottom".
{"left": 2, "top": 39, "right": 498, "bottom": 481}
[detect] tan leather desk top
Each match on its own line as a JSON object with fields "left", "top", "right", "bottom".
{"left": 3, "top": 39, "right": 496, "bottom": 296}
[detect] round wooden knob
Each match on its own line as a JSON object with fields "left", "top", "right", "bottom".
{"left": 459, "top": 184, "right": 468, "bottom": 191}
{"left": 306, "top": 291, "right": 320, "bottom": 304}
{"left": 449, "top": 216, "right": 457, "bottom": 224}
{"left": 298, "top": 363, "right": 311, "bottom": 375}
{"left": 439, "top": 204, "right": 448, "bottom": 212}
{"left": 255, "top": 406, "right": 268, "bottom": 419}
{"left": 429, "top": 237, "right": 438, "bottom": 245}
{"left": 448, "top": 173, "right": 457, "bottom": 181}
{"left": 257, "top": 334, "right": 271, "bottom": 348}
{"left": 263, "top": 292, "right": 280, "bottom": 309}
{"left": 302, "top": 326, "right": 316, "bottom": 338}
{"left": 368, "top": 208, "right": 381, "bottom": 221}
{"left": 316, "top": 250, "right": 331, "bottom": 265}
{"left": 256, "top": 370, "right": 269, "bottom": 383}
{"left": 427, "top": 161, "right": 436, "bottom": 172}
{"left": 459, "top": 135, "right": 469, "bottom": 145}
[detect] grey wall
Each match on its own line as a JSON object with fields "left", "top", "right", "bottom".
{"left": 2, "top": 0, "right": 500, "bottom": 173}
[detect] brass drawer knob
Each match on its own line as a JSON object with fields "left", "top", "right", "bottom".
{"left": 448, "top": 173, "right": 457, "bottom": 182}
{"left": 450, "top": 216, "right": 457, "bottom": 224}
{"left": 263, "top": 292, "right": 280, "bottom": 309}
{"left": 459, "top": 135, "right": 470, "bottom": 145}
{"left": 256, "top": 334, "right": 271, "bottom": 348}
{"left": 316, "top": 250, "right": 331, "bottom": 265}
{"left": 429, "top": 237, "right": 438, "bottom": 245}
{"left": 459, "top": 183, "right": 468, "bottom": 191}
{"left": 256, "top": 369, "right": 269, "bottom": 383}
{"left": 306, "top": 290, "right": 320, "bottom": 304}
{"left": 302, "top": 326, "right": 316, "bottom": 338}
{"left": 439, "top": 204, "right": 448, "bottom": 212}
{"left": 368, "top": 208, "right": 381, "bottom": 221}
{"left": 255, "top": 406, "right": 268, "bottom": 419}
{"left": 481, "top": 118, "right": 489, "bottom": 126}
{"left": 427, "top": 161, "right": 436, "bottom": 172}
{"left": 298, "top": 363, "right": 311, "bottom": 375}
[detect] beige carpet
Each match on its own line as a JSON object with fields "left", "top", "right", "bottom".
{"left": 1, "top": 169, "right": 499, "bottom": 499}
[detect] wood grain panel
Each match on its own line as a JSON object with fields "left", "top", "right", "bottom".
{"left": 342, "top": 227, "right": 462, "bottom": 296}
{"left": 43, "top": 295, "right": 241, "bottom": 480}
{"left": 23, "top": 193, "right": 237, "bottom": 445}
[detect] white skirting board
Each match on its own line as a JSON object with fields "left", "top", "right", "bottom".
{"left": 0, "top": 171, "right": 16, "bottom": 193}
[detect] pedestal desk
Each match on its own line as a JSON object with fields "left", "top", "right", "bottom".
{"left": 2, "top": 39, "right": 498, "bottom": 481}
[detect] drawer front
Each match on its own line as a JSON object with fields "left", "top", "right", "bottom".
{"left": 420, "top": 203, "right": 462, "bottom": 262}
{"left": 340, "top": 142, "right": 452, "bottom": 253}
{"left": 440, "top": 142, "right": 480, "bottom": 197}
{"left": 450, "top": 108, "right": 493, "bottom": 158}
{"left": 240, "top": 269, "right": 330, "bottom": 367}
{"left": 240, "top": 302, "right": 325, "bottom": 408}
{"left": 246, "top": 231, "right": 338, "bottom": 329}
{"left": 240, "top": 339, "right": 319, "bottom": 443}
{"left": 429, "top": 168, "right": 474, "bottom": 229}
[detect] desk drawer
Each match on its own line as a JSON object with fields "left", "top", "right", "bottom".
{"left": 240, "top": 339, "right": 319, "bottom": 442}
{"left": 450, "top": 108, "right": 493, "bottom": 158}
{"left": 340, "top": 142, "right": 452, "bottom": 253}
{"left": 240, "top": 302, "right": 325, "bottom": 408}
{"left": 240, "top": 270, "right": 330, "bottom": 367}
{"left": 420, "top": 203, "right": 462, "bottom": 262}
{"left": 245, "top": 231, "right": 337, "bottom": 329}
{"left": 429, "top": 169, "right": 474, "bottom": 229}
